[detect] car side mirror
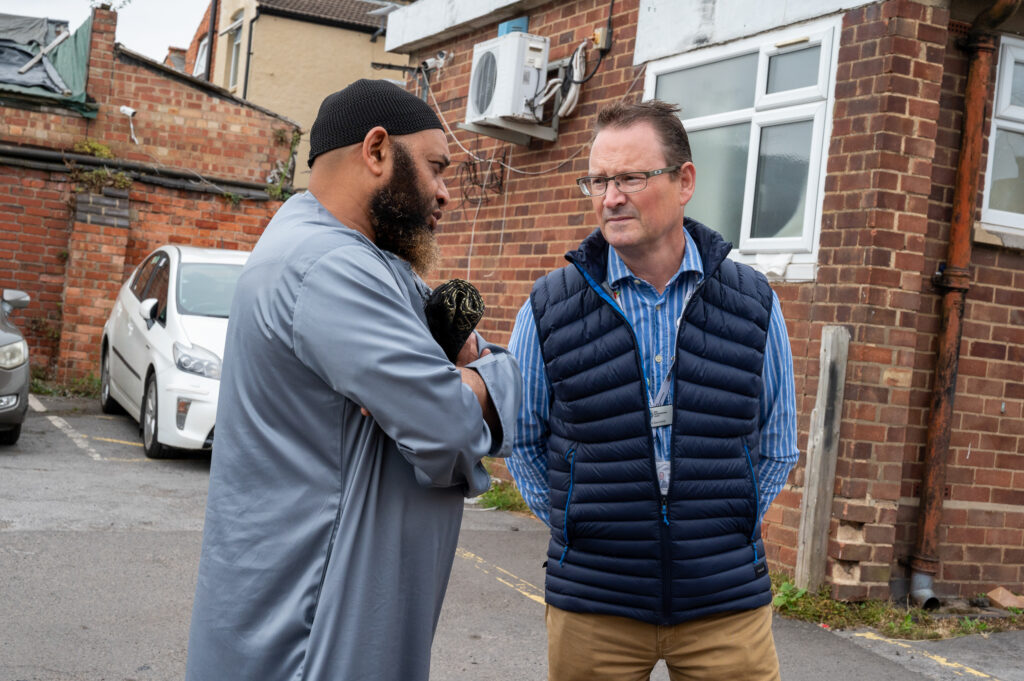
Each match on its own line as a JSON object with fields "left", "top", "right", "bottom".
{"left": 1, "top": 289, "right": 30, "bottom": 310}
{"left": 138, "top": 297, "right": 159, "bottom": 329}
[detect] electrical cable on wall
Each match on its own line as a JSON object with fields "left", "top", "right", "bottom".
{"left": 423, "top": 61, "right": 646, "bottom": 177}
{"left": 529, "top": 40, "right": 587, "bottom": 121}
{"left": 456, "top": 148, "right": 507, "bottom": 207}
{"left": 464, "top": 156, "right": 494, "bottom": 281}
{"left": 571, "top": 0, "right": 615, "bottom": 85}
{"left": 423, "top": 51, "right": 647, "bottom": 282}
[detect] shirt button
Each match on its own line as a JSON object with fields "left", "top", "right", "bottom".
{"left": 633, "top": 279, "right": 641, "bottom": 285}
{"left": 655, "top": 304, "right": 661, "bottom": 311}
{"left": 655, "top": 354, "right": 663, "bottom": 363}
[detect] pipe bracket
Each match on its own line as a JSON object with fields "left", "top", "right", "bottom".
{"left": 910, "top": 554, "right": 940, "bottom": 575}
{"left": 933, "top": 265, "right": 971, "bottom": 291}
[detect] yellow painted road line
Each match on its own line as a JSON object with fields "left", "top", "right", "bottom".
{"left": 91, "top": 435, "right": 143, "bottom": 447}
{"left": 853, "top": 632, "right": 1001, "bottom": 680}
{"left": 456, "top": 547, "right": 545, "bottom": 605}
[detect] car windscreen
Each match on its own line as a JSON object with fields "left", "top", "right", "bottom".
{"left": 177, "top": 263, "right": 244, "bottom": 318}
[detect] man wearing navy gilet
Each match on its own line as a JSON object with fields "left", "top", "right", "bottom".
{"left": 508, "top": 100, "right": 799, "bottom": 680}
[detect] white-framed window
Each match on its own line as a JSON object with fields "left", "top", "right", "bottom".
{"left": 192, "top": 35, "right": 209, "bottom": 77}
{"left": 644, "top": 17, "right": 841, "bottom": 282}
{"left": 228, "top": 10, "right": 244, "bottom": 89}
{"left": 981, "top": 35, "right": 1024, "bottom": 241}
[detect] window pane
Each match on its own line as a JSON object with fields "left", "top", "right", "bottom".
{"left": 655, "top": 53, "right": 758, "bottom": 119}
{"left": 192, "top": 37, "right": 208, "bottom": 77}
{"left": 230, "top": 31, "right": 241, "bottom": 88}
{"left": 178, "top": 264, "right": 244, "bottom": 318}
{"left": 989, "top": 128, "right": 1024, "bottom": 214}
{"left": 767, "top": 45, "right": 821, "bottom": 94}
{"left": 145, "top": 263, "right": 171, "bottom": 324}
{"left": 131, "top": 255, "right": 161, "bottom": 298}
{"left": 1012, "top": 61, "right": 1024, "bottom": 107}
{"left": 686, "top": 123, "right": 751, "bottom": 246}
{"left": 751, "top": 120, "right": 813, "bottom": 239}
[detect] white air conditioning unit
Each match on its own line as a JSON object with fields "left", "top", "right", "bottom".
{"left": 466, "top": 32, "right": 550, "bottom": 126}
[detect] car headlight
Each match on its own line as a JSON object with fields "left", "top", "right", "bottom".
{"left": 173, "top": 341, "right": 222, "bottom": 379}
{"left": 0, "top": 339, "right": 27, "bottom": 369}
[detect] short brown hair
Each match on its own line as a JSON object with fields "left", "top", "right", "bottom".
{"left": 594, "top": 100, "right": 692, "bottom": 167}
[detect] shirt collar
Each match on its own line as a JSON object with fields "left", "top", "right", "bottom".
{"left": 606, "top": 227, "right": 705, "bottom": 289}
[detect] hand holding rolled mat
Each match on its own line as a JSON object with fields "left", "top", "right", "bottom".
{"left": 424, "top": 279, "right": 486, "bottom": 362}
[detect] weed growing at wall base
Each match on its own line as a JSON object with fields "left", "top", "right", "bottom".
{"left": 30, "top": 373, "right": 101, "bottom": 399}
{"left": 770, "top": 573, "right": 1024, "bottom": 639}
{"left": 478, "top": 480, "right": 530, "bottom": 513}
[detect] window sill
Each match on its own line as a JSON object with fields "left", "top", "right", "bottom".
{"left": 975, "top": 221, "right": 1024, "bottom": 252}
{"left": 729, "top": 251, "right": 817, "bottom": 282}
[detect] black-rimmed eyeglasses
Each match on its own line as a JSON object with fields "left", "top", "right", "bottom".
{"left": 576, "top": 166, "right": 681, "bottom": 197}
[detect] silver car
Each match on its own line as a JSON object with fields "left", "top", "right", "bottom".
{"left": 0, "top": 288, "right": 30, "bottom": 446}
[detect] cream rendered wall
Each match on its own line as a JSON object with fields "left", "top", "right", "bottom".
{"left": 213, "top": 0, "right": 254, "bottom": 94}
{"left": 248, "top": 15, "right": 409, "bottom": 189}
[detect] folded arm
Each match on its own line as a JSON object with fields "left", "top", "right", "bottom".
{"left": 293, "top": 246, "right": 506, "bottom": 493}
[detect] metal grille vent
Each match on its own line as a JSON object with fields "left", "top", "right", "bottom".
{"left": 472, "top": 51, "right": 497, "bottom": 115}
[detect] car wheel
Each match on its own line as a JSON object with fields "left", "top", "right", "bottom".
{"left": 0, "top": 425, "right": 20, "bottom": 446}
{"left": 141, "top": 374, "right": 168, "bottom": 459}
{"left": 99, "top": 347, "right": 122, "bottom": 414}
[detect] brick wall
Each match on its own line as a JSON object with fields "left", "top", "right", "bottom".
{"left": 422, "top": 0, "right": 643, "bottom": 340}
{"left": 184, "top": 2, "right": 218, "bottom": 77}
{"left": 411, "top": 0, "right": 1024, "bottom": 600}
{"left": 0, "top": 166, "right": 73, "bottom": 370}
{"left": 0, "top": 6, "right": 296, "bottom": 381}
{"left": 893, "top": 17, "right": 1024, "bottom": 596}
{"left": 801, "top": 0, "right": 952, "bottom": 602}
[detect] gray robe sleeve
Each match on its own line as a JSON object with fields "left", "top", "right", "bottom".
{"left": 293, "top": 245, "right": 519, "bottom": 497}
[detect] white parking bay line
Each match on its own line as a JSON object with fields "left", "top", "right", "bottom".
{"left": 47, "top": 415, "right": 104, "bottom": 462}
{"left": 28, "top": 394, "right": 46, "bottom": 412}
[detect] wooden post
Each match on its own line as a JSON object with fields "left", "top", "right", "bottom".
{"left": 795, "top": 325, "right": 850, "bottom": 592}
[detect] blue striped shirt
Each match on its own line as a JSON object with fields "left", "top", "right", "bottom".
{"left": 507, "top": 230, "right": 799, "bottom": 528}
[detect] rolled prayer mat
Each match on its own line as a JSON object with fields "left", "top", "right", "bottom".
{"left": 424, "top": 278, "right": 485, "bottom": 362}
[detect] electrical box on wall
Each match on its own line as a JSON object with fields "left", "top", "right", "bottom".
{"left": 465, "top": 32, "right": 549, "bottom": 126}
{"left": 498, "top": 16, "right": 529, "bottom": 36}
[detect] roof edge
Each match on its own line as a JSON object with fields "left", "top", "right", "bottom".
{"left": 385, "top": 0, "right": 550, "bottom": 54}
{"left": 114, "top": 44, "right": 302, "bottom": 128}
{"left": 256, "top": 5, "right": 380, "bottom": 35}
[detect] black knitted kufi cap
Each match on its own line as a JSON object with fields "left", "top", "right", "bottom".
{"left": 307, "top": 79, "right": 443, "bottom": 168}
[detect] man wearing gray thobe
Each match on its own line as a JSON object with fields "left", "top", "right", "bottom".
{"left": 185, "top": 80, "right": 521, "bottom": 681}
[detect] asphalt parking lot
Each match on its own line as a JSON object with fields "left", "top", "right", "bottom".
{"left": 1, "top": 394, "right": 1022, "bottom": 681}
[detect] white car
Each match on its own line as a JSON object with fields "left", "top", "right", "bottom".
{"left": 100, "top": 246, "right": 250, "bottom": 458}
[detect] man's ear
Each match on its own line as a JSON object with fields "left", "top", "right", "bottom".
{"left": 362, "top": 126, "right": 390, "bottom": 177}
{"left": 677, "top": 161, "right": 696, "bottom": 207}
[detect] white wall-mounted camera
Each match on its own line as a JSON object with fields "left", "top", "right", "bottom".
{"left": 421, "top": 50, "right": 449, "bottom": 71}
{"left": 119, "top": 105, "right": 136, "bottom": 117}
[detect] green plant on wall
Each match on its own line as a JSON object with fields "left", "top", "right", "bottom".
{"left": 266, "top": 129, "right": 302, "bottom": 202}
{"left": 72, "top": 139, "right": 115, "bottom": 159}
{"left": 26, "top": 317, "right": 61, "bottom": 343}
{"left": 66, "top": 139, "right": 132, "bottom": 193}
{"left": 221, "top": 191, "right": 243, "bottom": 207}
{"left": 68, "top": 164, "right": 133, "bottom": 193}
{"left": 90, "top": 0, "right": 133, "bottom": 9}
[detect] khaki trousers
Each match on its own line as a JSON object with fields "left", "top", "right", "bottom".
{"left": 546, "top": 604, "right": 780, "bottom": 681}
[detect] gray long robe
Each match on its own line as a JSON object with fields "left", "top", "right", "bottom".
{"left": 185, "top": 192, "right": 521, "bottom": 681}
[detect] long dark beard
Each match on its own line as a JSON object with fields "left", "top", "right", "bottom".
{"left": 369, "top": 143, "right": 440, "bottom": 276}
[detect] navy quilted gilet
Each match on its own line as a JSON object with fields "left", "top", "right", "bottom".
{"left": 530, "top": 218, "right": 775, "bottom": 625}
